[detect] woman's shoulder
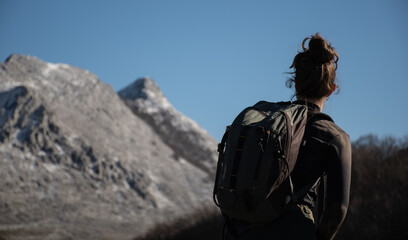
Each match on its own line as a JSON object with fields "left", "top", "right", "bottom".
{"left": 309, "top": 115, "right": 349, "bottom": 144}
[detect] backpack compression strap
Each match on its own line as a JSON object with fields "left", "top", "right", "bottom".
{"left": 213, "top": 126, "right": 230, "bottom": 207}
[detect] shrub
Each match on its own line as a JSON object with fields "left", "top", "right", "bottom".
{"left": 134, "top": 207, "right": 224, "bottom": 240}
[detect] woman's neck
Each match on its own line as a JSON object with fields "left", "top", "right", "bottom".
{"left": 297, "top": 97, "right": 325, "bottom": 112}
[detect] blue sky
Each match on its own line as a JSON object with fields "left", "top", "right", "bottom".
{"left": 1, "top": 0, "right": 407, "bottom": 142}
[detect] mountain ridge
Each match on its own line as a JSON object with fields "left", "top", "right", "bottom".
{"left": 0, "top": 54, "right": 217, "bottom": 240}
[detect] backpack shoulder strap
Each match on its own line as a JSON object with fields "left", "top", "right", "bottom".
{"left": 288, "top": 110, "right": 333, "bottom": 204}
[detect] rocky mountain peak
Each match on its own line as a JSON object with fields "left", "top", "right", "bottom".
{"left": 119, "top": 77, "right": 217, "bottom": 176}
{"left": 118, "top": 77, "right": 170, "bottom": 108}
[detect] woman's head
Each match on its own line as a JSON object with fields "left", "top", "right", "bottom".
{"left": 287, "top": 33, "right": 339, "bottom": 100}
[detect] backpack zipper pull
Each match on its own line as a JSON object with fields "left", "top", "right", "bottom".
{"left": 259, "top": 140, "right": 264, "bottom": 152}
{"left": 258, "top": 127, "right": 267, "bottom": 152}
{"left": 266, "top": 130, "right": 271, "bottom": 143}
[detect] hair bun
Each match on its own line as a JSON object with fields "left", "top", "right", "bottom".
{"left": 306, "top": 33, "right": 337, "bottom": 64}
{"left": 288, "top": 33, "right": 339, "bottom": 100}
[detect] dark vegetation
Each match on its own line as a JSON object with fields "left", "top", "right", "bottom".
{"left": 336, "top": 135, "right": 408, "bottom": 240}
{"left": 134, "top": 207, "right": 224, "bottom": 240}
{"left": 136, "top": 135, "right": 408, "bottom": 240}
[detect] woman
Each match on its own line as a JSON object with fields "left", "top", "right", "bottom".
{"left": 224, "top": 33, "right": 352, "bottom": 240}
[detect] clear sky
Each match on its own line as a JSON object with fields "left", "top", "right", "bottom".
{"left": 1, "top": 0, "right": 407, "bottom": 142}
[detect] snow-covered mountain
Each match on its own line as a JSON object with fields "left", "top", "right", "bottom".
{"left": 119, "top": 77, "right": 217, "bottom": 176}
{"left": 0, "top": 55, "right": 218, "bottom": 240}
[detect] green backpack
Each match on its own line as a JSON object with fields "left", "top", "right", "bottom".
{"left": 213, "top": 101, "right": 330, "bottom": 224}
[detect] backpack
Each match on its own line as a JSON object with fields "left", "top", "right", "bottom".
{"left": 213, "top": 101, "right": 331, "bottom": 224}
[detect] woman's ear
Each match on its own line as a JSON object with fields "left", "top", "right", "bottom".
{"left": 327, "top": 84, "right": 336, "bottom": 97}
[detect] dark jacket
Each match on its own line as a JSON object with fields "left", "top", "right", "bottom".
{"left": 293, "top": 100, "right": 352, "bottom": 240}
{"left": 224, "top": 101, "right": 352, "bottom": 240}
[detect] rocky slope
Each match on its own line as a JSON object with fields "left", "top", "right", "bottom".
{"left": 0, "top": 55, "right": 218, "bottom": 240}
{"left": 119, "top": 77, "right": 217, "bottom": 176}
